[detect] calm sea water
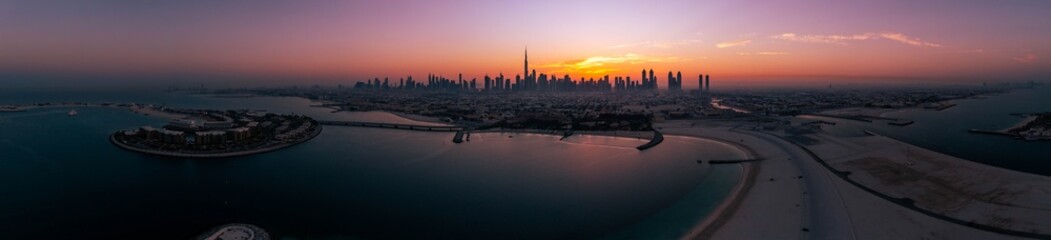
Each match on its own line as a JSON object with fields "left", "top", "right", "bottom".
{"left": 813, "top": 86, "right": 1051, "bottom": 176}
{"left": 0, "top": 90, "right": 745, "bottom": 239}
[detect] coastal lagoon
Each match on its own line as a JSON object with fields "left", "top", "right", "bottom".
{"left": 0, "top": 91, "right": 744, "bottom": 239}
{"left": 811, "top": 86, "right": 1051, "bottom": 176}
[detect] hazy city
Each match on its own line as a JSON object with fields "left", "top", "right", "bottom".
{"left": 2, "top": 1, "right": 1050, "bottom": 240}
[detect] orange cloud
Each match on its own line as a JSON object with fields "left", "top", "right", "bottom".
{"left": 540, "top": 54, "right": 687, "bottom": 76}
{"left": 716, "top": 39, "right": 752, "bottom": 48}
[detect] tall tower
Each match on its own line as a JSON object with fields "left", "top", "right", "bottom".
{"left": 641, "top": 69, "right": 648, "bottom": 88}
{"left": 649, "top": 69, "right": 656, "bottom": 90}
{"left": 668, "top": 71, "right": 675, "bottom": 90}
{"left": 699, "top": 74, "right": 704, "bottom": 92}
{"left": 705, "top": 74, "right": 711, "bottom": 92}
{"left": 524, "top": 47, "right": 529, "bottom": 83}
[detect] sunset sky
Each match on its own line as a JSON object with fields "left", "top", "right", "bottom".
{"left": 2, "top": 0, "right": 1049, "bottom": 87}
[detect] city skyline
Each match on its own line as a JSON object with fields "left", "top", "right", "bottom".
{"left": 2, "top": 0, "right": 1051, "bottom": 87}
{"left": 352, "top": 47, "right": 712, "bottom": 92}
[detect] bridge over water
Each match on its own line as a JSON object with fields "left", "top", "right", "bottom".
{"left": 317, "top": 120, "right": 465, "bottom": 132}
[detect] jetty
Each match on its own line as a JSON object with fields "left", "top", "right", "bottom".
{"left": 453, "top": 130, "right": 465, "bottom": 143}
{"left": 635, "top": 130, "right": 664, "bottom": 150}
{"left": 559, "top": 130, "right": 574, "bottom": 140}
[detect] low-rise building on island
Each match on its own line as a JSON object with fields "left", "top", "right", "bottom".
{"left": 111, "top": 108, "right": 321, "bottom": 158}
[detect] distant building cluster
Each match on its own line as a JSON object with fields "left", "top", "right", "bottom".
{"left": 125, "top": 120, "right": 255, "bottom": 146}
{"left": 353, "top": 48, "right": 713, "bottom": 93}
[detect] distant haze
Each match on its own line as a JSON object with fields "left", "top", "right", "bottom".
{"left": 2, "top": 0, "right": 1050, "bottom": 88}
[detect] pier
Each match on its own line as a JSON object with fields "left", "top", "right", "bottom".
{"left": 453, "top": 130, "right": 465, "bottom": 143}
{"left": 635, "top": 130, "right": 664, "bottom": 150}
{"left": 559, "top": 130, "right": 574, "bottom": 140}
{"left": 318, "top": 120, "right": 465, "bottom": 132}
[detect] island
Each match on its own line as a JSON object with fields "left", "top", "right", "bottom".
{"left": 111, "top": 108, "right": 321, "bottom": 158}
{"left": 196, "top": 223, "right": 270, "bottom": 240}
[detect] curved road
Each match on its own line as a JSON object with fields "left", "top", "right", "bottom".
{"left": 733, "top": 129, "right": 857, "bottom": 240}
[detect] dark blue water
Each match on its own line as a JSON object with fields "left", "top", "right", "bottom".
{"left": 0, "top": 90, "right": 744, "bottom": 239}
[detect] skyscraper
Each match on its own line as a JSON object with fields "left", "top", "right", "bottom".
{"left": 649, "top": 69, "right": 656, "bottom": 90}
{"left": 668, "top": 71, "right": 675, "bottom": 91}
{"left": 524, "top": 47, "right": 529, "bottom": 84}
{"left": 705, "top": 74, "right": 710, "bottom": 92}
{"left": 676, "top": 71, "right": 682, "bottom": 90}
{"left": 699, "top": 74, "right": 704, "bottom": 92}
{"left": 641, "top": 69, "right": 648, "bottom": 89}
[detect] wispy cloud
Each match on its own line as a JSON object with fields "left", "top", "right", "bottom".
{"left": 540, "top": 54, "right": 687, "bottom": 75}
{"left": 737, "top": 52, "right": 789, "bottom": 56}
{"left": 716, "top": 39, "right": 752, "bottom": 48}
{"left": 772, "top": 32, "right": 942, "bottom": 48}
{"left": 609, "top": 39, "right": 703, "bottom": 49}
{"left": 879, "top": 33, "right": 942, "bottom": 47}
{"left": 1015, "top": 53, "right": 1039, "bottom": 63}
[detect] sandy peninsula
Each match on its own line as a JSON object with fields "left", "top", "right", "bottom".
{"left": 657, "top": 119, "right": 1043, "bottom": 239}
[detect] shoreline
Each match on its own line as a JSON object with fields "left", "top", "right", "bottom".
{"left": 663, "top": 132, "right": 761, "bottom": 240}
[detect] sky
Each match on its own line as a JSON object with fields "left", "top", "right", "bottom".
{"left": 1, "top": 0, "right": 1050, "bottom": 87}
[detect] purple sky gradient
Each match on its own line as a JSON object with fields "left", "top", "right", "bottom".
{"left": 1, "top": 0, "right": 1049, "bottom": 86}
